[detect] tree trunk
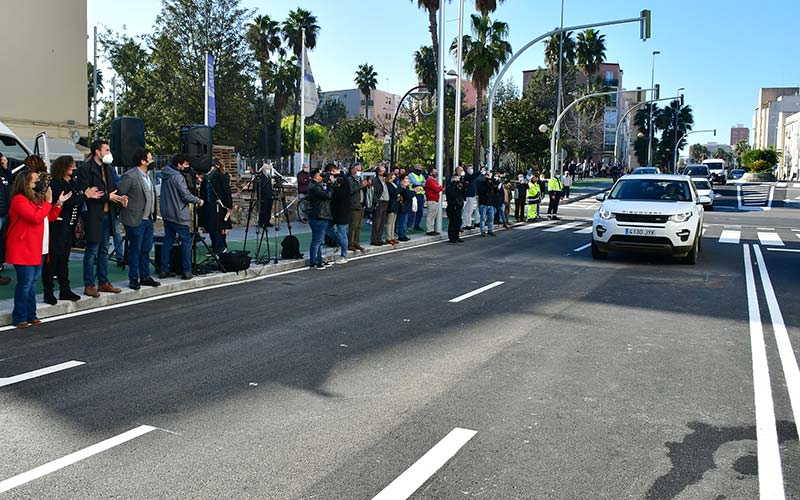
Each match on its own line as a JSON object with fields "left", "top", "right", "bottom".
{"left": 473, "top": 88, "right": 483, "bottom": 168}
{"left": 428, "top": 8, "right": 439, "bottom": 75}
{"left": 275, "top": 104, "right": 283, "bottom": 165}
{"left": 262, "top": 82, "right": 269, "bottom": 159}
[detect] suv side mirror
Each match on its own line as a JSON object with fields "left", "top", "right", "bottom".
{"left": 697, "top": 195, "right": 712, "bottom": 205}
{"left": 595, "top": 193, "right": 608, "bottom": 202}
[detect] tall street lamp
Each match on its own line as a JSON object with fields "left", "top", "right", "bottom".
{"left": 389, "top": 86, "right": 431, "bottom": 169}
{"left": 647, "top": 50, "right": 660, "bottom": 166}
{"left": 674, "top": 129, "right": 716, "bottom": 172}
{"left": 453, "top": 0, "right": 465, "bottom": 172}
{"left": 672, "top": 87, "right": 685, "bottom": 172}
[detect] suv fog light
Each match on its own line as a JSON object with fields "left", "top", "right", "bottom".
{"left": 596, "top": 225, "right": 606, "bottom": 237}
{"left": 676, "top": 229, "right": 691, "bottom": 242}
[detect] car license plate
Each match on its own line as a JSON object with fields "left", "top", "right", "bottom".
{"left": 625, "top": 228, "right": 656, "bottom": 236}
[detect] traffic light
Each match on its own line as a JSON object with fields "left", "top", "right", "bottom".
{"left": 636, "top": 86, "right": 643, "bottom": 103}
{"left": 654, "top": 84, "right": 660, "bottom": 100}
{"left": 640, "top": 10, "right": 652, "bottom": 40}
{"left": 679, "top": 93, "right": 685, "bottom": 106}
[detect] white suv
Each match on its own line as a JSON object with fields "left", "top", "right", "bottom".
{"left": 591, "top": 175, "right": 711, "bottom": 264}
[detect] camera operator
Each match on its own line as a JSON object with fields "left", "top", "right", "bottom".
{"left": 445, "top": 167, "right": 467, "bottom": 244}
{"left": 257, "top": 163, "right": 275, "bottom": 228}
{"left": 347, "top": 164, "right": 370, "bottom": 252}
{"left": 307, "top": 167, "right": 332, "bottom": 269}
{"left": 199, "top": 158, "right": 233, "bottom": 255}
{"left": 327, "top": 164, "right": 351, "bottom": 264}
{"left": 477, "top": 171, "right": 500, "bottom": 237}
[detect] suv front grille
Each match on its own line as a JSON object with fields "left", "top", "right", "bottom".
{"left": 614, "top": 213, "right": 670, "bottom": 224}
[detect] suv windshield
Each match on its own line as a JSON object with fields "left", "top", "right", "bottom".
{"left": 693, "top": 180, "right": 712, "bottom": 190}
{"left": 684, "top": 166, "right": 709, "bottom": 176}
{"left": 608, "top": 179, "right": 693, "bottom": 202}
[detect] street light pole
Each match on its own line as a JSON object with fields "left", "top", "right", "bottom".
{"left": 389, "top": 86, "right": 431, "bottom": 169}
{"left": 453, "top": 0, "right": 465, "bottom": 172}
{"left": 647, "top": 50, "right": 660, "bottom": 166}
{"left": 486, "top": 12, "right": 652, "bottom": 171}
{"left": 674, "top": 129, "right": 716, "bottom": 172}
{"left": 554, "top": 0, "right": 566, "bottom": 163}
{"left": 672, "top": 87, "right": 684, "bottom": 172}
{"left": 435, "top": 0, "right": 446, "bottom": 233}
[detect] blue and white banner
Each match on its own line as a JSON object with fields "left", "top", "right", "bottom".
{"left": 205, "top": 53, "right": 216, "bottom": 127}
{"left": 302, "top": 48, "right": 319, "bottom": 117}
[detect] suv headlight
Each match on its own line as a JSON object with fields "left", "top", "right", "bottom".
{"left": 599, "top": 208, "right": 615, "bottom": 220}
{"left": 669, "top": 211, "right": 693, "bottom": 223}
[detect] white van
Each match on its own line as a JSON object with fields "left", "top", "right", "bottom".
{"left": 0, "top": 120, "right": 59, "bottom": 174}
{"left": 702, "top": 158, "right": 726, "bottom": 184}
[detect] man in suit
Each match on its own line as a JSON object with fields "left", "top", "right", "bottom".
{"left": 75, "top": 139, "right": 129, "bottom": 297}
{"left": 117, "top": 148, "right": 160, "bottom": 290}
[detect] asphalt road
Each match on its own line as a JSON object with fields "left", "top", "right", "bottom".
{"left": 1, "top": 181, "right": 799, "bottom": 499}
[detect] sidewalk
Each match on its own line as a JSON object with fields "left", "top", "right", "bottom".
{"left": 0, "top": 216, "right": 506, "bottom": 327}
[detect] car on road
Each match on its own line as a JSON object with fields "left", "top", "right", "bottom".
{"left": 591, "top": 175, "right": 711, "bottom": 264}
{"left": 682, "top": 165, "right": 711, "bottom": 181}
{"left": 631, "top": 167, "right": 661, "bottom": 175}
{"left": 691, "top": 179, "right": 715, "bottom": 210}
{"left": 702, "top": 159, "right": 727, "bottom": 184}
{"left": 730, "top": 169, "right": 746, "bottom": 180}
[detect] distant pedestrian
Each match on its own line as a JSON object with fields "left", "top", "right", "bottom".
{"left": 424, "top": 167, "right": 444, "bottom": 235}
{"left": 158, "top": 154, "right": 204, "bottom": 280}
{"left": 514, "top": 173, "right": 528, "bottom": 222}
{"left": 562, "top": 172, "right": 573, "bottom": 199}
{"left": 408, "top": 164, "right": 427, "bottom": 231}
{"left": 547, "top": 174, "right": 564, "bottom": 220}
{"left": 347, "top": 164, "right": 370, "bottom": 252}
{"left": 477, "top": 172, "right": 499, "bottom": 237}
{"left": 328, "top": 164, "right": 351, "bottom": 264}
{"left": 396, "top": 176, "right": 413, "bottom": 242}
{"left": 296, "top": 163, "right": 311, "bottom": 222}
{"left": 385, "top": 172, "right": 400, "bottom": 246}
{"left": 526, "top": 173, "right": 542, "bottom": 221}
{"left": 370, "top": 164, "right": 390, "bottom": 246}
{"left": 446, "top": 167, "right": 467, "bottom": 243}
{"left": 461, "top": 165, "right": 480, "bottom": 230}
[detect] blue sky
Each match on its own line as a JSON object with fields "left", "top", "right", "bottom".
{"left": 88, "top": 0, "right": 800, "bottom": 150}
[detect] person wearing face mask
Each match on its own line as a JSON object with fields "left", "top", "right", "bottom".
{"left": 117, "top": 148, "right": 161, "bottom": 290}
{"left": 347, "top": 164, "right": 370, "bottom": 252}
{"left": 296, "top": 163, "right": 311, "bottom": 222}
{"left": 423, "top": 167, "right": 443, "bottom": 236}
{"left": 461, "top": 164, "right": 480, "bottom": 231}
{"left": 445, "top": 166, "right": 467, "bottom": 243}
{"left": 514, "top": 173, "right": 528, "bottom": 222}
{"left": 257, "top": 163, "right": 275, "bottom": 228}
{"left": 159, "top": 154, "right": 204, "bottom": 280}
{"left": 370, "top": 164, "right": 390, "bottom": 246}
{"left": 75, "top": 140, "right": 129, "bottom": 298}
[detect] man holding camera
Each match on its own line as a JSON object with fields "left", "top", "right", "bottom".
{"left": 159, "top": 154, "right": 203, "bottom": 280}
{"left": 446, "top": 167, "right": 467, "bottom": 244}
{"left": 347, "top": 164, "right": 370, "bottom": 252}
{"left": 477, "top": 172, "right": 499, "bottom": 237}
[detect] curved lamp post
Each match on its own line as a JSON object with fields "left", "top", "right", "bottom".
{"left": 389, "top": 86, "right": 431, "bottom": 169}
{"left": 674, "top": 129, "right": 715, "bottom": 173}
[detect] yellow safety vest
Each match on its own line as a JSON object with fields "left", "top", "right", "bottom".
{"left": 548, "top": 177, "right": 563, "bottom": 192}
{"left": 526, "top": 182, "right": 541, "bottom": 201}
{"left": 410, "top": 172, "right": 425, "bottom": 194}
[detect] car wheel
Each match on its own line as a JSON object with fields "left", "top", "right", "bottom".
{"left": 591, "top": 240, "right": 607, "bottom": 260}
{"left": 683, "top": 235, "right": 699, "bottom": 265}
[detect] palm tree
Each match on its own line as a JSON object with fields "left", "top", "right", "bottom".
{"left": 87, "top": 62, "right": 104, "bottom": 119}
{"left": 246, "top": 14, "right": 283, "bottom": 157}
{"left": 576, "top": 29, "right": 606, "bottom": 77}
{"left": 414, "top": 45, "right": 437, "bottom": 90}
{"left": 411, "top": 1, "right": 444, "bottom": 75}
{"left": 355, "top": 63, "right": 379, "bottom": 119}
{"left": 734, "top": 139, "right": 751, "bottom": 167}
{"left": 475, "top": 0, "right": 505, "bottom": 16}
{"left": 267, "top": 56, "right": 300, "bottom": 159}
{"left": 453, "top": 14, "right": 512, "bottom": 168}
{"left": 654, "top": 99, "right": 694, "bottom": 170}
{"left": 544, "top": 30, "right": 575, "bottom": 72}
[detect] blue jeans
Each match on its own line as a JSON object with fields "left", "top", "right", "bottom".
{"left": 162, "top": 220, "right": 192, "bottom": 274}
{"left": 499, "top": 204, "right": 508, "bottom": 223}
{"left": 308, "top": 219, "right": 327, "bottom": 266}
{"left": 479, "top": 205, "right": 495, "bottom": 234}
{"left": 13, "top": 259, "right": 43, "bottom": 324}
{"left": 413, "top": 193, "right": 425, "bottom": 228}
{"left": 125, "top": 219, "right": 154, "bottom": 281}
{"left": 112, "top": 219, "right": 124, "bottom": 261}
{"left": 334, "top": 224, "right": 348, "bottom": 258}
{"left": 83, "top": 213, "right": 111, "bottom": 287}
{"left": 397, "top": 211, "right": 408, "bottom": 238}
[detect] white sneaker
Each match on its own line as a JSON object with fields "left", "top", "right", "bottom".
{"left": 335, "top": 257, "right": 348, "bottom": 264}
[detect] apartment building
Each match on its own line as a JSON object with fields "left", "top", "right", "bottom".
{"left": 752, "top": 87, "right": 800, "bottom": 148}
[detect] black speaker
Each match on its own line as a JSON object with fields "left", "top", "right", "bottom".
{"left": 179, "top": 125, "right": 213, "bottom": 173}
{"left": 154, "top": 236, "right": 183, "bottom": 273}
{"left": 110, "top": 117, "right": 145, "bottom": 167}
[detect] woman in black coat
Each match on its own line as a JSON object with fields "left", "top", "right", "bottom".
{"left": 396, "top": 176, "right": 414, "bottom": 241}
{"left": 199, "top": 159, "right": 233, "bottom": 255}
{"left": 44, "top": 156, "right": 102, "bottom": 304}
{"left": 329, "top": 168, "right": 351, "bottom": 262}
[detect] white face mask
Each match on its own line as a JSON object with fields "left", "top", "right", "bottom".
{"left": 102, "top": 153, "right": 113, "bottom": 165}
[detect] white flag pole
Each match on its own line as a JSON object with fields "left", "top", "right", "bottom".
{"left": 300, "top": 31, "right": 306, "bottom": 171}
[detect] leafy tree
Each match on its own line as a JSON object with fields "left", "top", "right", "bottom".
{"left": 576, "top": 29, "right": 606, "bottom": 77}
{"left": 280, "top": 115, "right": 326, "bottom": 155}
{"left": 544, "top": 31, "right": 575, "bottom": 72}
{"left": 713, "top": 147, "right": 734, "bottom": 164}
{"left": 749, "top": 159, "right": 772, "bottom": 173}
{"left": 492, "top": 79, "right": 520, "bottom": 108}
{"left": 453, "top": 14, "right": 512, "bottom": 168}
{"left": 313, "top": 97, "right": 347, "bottom": 127}
{"left": 689, "top": 143, "right": 709, "bottom": 163}
{"left": 742, "top": 148, "right": 779, "bottom": 168}
{"left": 320, "top": 117, "right": 375, "bottom": 162}
{"left": 87, "top": 62, "right": 104, "bottom": 123}
{"left": 246, "top": 14, "right": 283, "bottom": 156}
{"left": 654, "top": 99, "right": 694, "bottom": 171}
{"left": 355, "top": 132, "right": 385, "bottom": 166}
{"left": 734, "top": 139, "right": 751, "bottom": 166}
{"left": 634, "top": 104, "right": 660, "bottom": 166}
{"left": 496, "top": 95, "right": 550, "bottom": 168}
{"left": 266, "top": 56, "right": 299, "bottom": 158}
{"left": 411, "top": 0, "right": 451, "bottom": 74}
{"left": 475, "top": 0, "right": 505, "bottom": 16}
{"left": 354, "top": 63, "right": 379, "bottom": 118}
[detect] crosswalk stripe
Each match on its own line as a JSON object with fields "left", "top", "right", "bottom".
{"left": 574, "top": 227, "right": 593, "bottom": 234}
{"left": 543, "top": 222, "right": 584, "bottom": 232}
{"left": 719, "top": 230, "right": 741, "bottom": 244}
{"left": 794, "top": 183, "right": 800, "bottom": 188}
{"left": 516, "top": 219, "right": 557, "bottom": 230}
{"left": 777, "top": 182, "right": 788, "bottom": 188}
{"left": 758, "top": 232, "right": 784, "bottom": 247}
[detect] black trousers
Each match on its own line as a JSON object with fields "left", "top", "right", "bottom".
{"left": 259, "top": 198, "right": 274, "bottom": 227}
{"left": 447, "top": 206, "right": 462, "bottom": 242}
{"left": 42, "top": 252, "right": 70, "bottom": 293}
{"left": 371, "top": 201, "right": 389, "bottom": 244}
{"left": 548, "top": 193, "right": 561, "bottom": 215}
{"left": 515, "top": 197, "right": 525, "bottom": 221}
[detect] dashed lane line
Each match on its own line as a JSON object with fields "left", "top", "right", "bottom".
{"left": 0, "top": 361, "right": 86, "bottom": 388}
{"left": 449, "top": 281, "right": 505, "bottom": 303}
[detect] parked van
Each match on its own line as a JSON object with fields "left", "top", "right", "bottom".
{"left": 702, "top": 159, "right": 727, "bottom": 184}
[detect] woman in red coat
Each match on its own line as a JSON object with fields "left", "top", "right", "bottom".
{"left": 7, "top": 169, "right": 71, "bottom": 328}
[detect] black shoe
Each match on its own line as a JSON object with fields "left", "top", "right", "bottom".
{"left": 481, "top": 233, "right": 486, "bottom": 237}
{"left": 129, "top": 280, "right": 141, "bottom": 290}
{"left": 457, "top": 239, "right": 465, "bottom": 243}
{"left": 59, "top": 289, "right": 81, "bottom": 301}
{"left": 488, "top": 232, "right": 496, "bottom": 237}
{"left": 139, "top": 277, "right": 161, "bottom": 287}
{"left": 371, "top": 241, "right": 384, "bottom": 246}
{"left": 181, "top": 273, "right": 194, "bottom": 280}
{"left": 116, "top": 260, "right": 125, "bottom": 269}
{"left": 413, "top": 226, "right": 423, "bottom": 231}
{"left": 551, "top": 215, "right": 560, "bottom": 220}
{"left": 448, "top": 240, "right": 459, "bottom": 244}
{"left": 158, "top": 272, "right": 176, "bottom": 279}
{"left": 43, "top": 291, "right": 57, "bottom": 305}
{"left": 399, "top": 236, "right": 411, "bottom": 242}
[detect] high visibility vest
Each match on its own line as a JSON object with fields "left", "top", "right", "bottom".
{"left": 548, "top": 177, "right": 563, "bottom": 193}
{"left": 526, "top": 182, "right": 541, "bottom": 202}
{"left": 410, "top": 172, "right": 425, "bottom": 194}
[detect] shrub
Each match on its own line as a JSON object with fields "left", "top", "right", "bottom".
{"left": 749, "top": 159, "right": 773, "bottom": 173}
{"left": 742, "top": 148, "right": 779, "bottom": 168}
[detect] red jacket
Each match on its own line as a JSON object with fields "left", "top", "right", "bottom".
{"left": 424, "top": 176, "right": 444, "bottom": 202}
{"left": 6, "top": 194, "right": 61, "bottom": 266}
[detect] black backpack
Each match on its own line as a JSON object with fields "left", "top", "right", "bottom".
{"left": 281, "top": 235, "right": 303, "bottom": 259}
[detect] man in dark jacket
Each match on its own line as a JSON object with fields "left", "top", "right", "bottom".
{"left": 199, "top": 159, "right": 233, "bottom": 255}
{"left": 347, "top": 164, "right": 370, "bottom": 252}
{"left": 370, "top": 165, "right": 389, "bottom": 246}
{"left": 75, "top": 139, "right": 129, "bottom": 297}
{"left": 477, "top": 173, "right": 499, "bottom": 236}
{"left": 257, "top": 164, "right": 275, "bottom": 227}
{"left": 159, "top": 154, "right": 204, "bottom": 279}
{"left": 446, "top": 167, "right": 467, "bottom": 243}
{"left": 328, "top": 164, "right": 351, "bottom": 264}
{"left": 461, "top": 165, "right": 481, "bottom": 230}
{"left": 296, "top": 163, "right": 311, "bottom": 222}
{"left": 514, "top": 173, "right": 528, "bottom": 222}
{"left": 307, "top": 167, "right": 332, "bottom": 269}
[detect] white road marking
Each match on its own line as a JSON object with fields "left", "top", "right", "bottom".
{"left": 516, "top": 220, "right": 556, "bottom": 230}
{"left": 777, "top": 182, "right": 787, "bottom": 188}
{"left": 757, "top": 232, "right": 784, "bottom": 247}
{"left": 794, "top": 183, "right": 800, "bottom": 188}
{"left": 0, "top": 361, "right": 86, "bottom": 388}
{"left": 574, "top": 227, "right": 593, "bottom": 234}
{"left": 718, "top": 230, "right": 741, "bottom": 244}
{"left": 767, "top": 248, "right": 800, "bottom": 253}
{"left": 449, "top": 282, "right": 504, "bottom": 303}
{"left": 754, "top": 246, "right": 800, "bottom": 435}
{"left": 543, "top": 221, "right": 585, "bottom": 233}
{"left": 0, "top": 425, "right": 157, "bottom": 494}
{"left": 573, "top": 243, "right": 591, "bottom": 252}
{"left": 371, "top": 428, "right": 477, "bottom": 500}
{"left": 742, "top": 245, "right": 786, "bottom": 499}
{"left": 757, "top": 228, "right": 775, "bottom": 231}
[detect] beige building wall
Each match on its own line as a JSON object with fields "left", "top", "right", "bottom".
{"left": 0, "top": 0, "right": 88, "bottom": 141}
